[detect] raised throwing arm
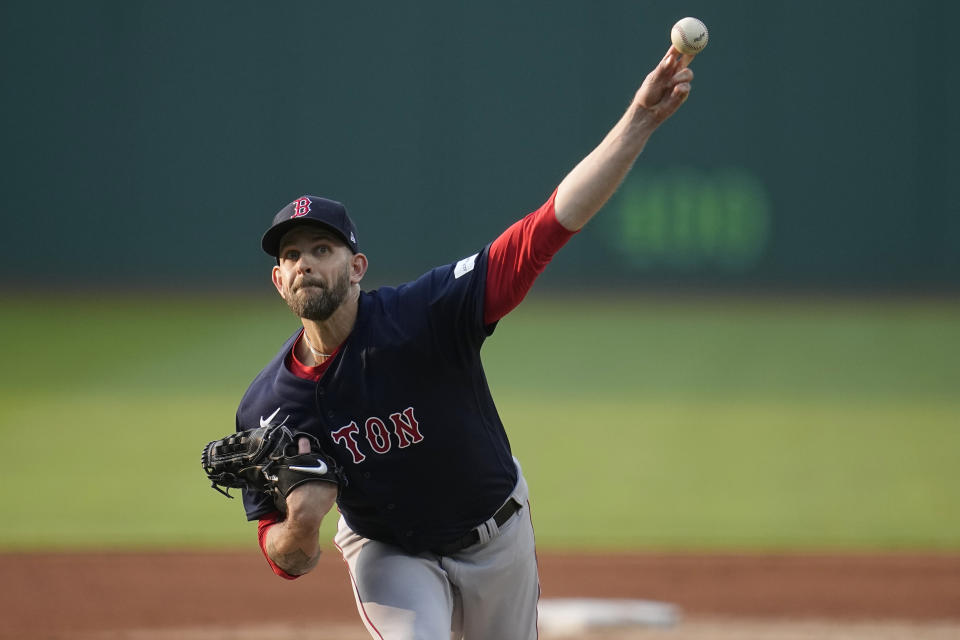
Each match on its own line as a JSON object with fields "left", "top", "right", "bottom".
{"left": 554, "top": 47, "right": 695, "bottom": 231}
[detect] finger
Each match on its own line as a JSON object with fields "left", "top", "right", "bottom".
{"left": 656, "top": 83, "right": 691, "bottom": 117}
{"left": 664, "top": 44, "right": 697, "bottom": 70}
{"left": 656, "top": 46, "right": 685, "bottom": 77}
{"left": 659, "top": 45, "right": 679, "bottom": 67}
{"left": 672, "top": 67, "right": 694, "bottom": 85}
{"left": 298, "top": 436, "right": 310, "bottom": 454}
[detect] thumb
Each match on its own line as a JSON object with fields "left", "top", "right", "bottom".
{"left": 297, "top": 436, "right": 311, "bottom": 455}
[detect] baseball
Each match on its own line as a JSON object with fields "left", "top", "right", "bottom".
{"left": 671, "top": 17, "right": 709, "bottom": 55}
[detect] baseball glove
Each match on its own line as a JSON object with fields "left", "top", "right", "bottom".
{"left": 201, "top": 425, "right": 342, "bottom": 513}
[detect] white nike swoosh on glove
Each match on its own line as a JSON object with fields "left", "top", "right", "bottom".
{"left": 288, "top": 461, "right": 329, "bottom": 475}
{"left": 259, "top": 407, "right": 282, "bottom": 429}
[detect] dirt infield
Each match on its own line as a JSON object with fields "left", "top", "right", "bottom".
{"left": 2, "top": 551, "right": 958, "bottom": 639}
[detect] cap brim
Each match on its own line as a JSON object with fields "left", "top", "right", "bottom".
{"left": 261, "top": 219, "right": 352, "bottom": 257}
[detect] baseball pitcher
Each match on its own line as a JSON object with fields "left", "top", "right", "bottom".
{"left": 202, "top": 45, "right": 696, "bottom": 639}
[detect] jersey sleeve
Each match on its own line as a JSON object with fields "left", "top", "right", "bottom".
{"left": 484, "top": 189, "right": 576, "bottom": 324}
{"left": 387, "top": 245, "right": 494, "bottom": 366}
{"left": 385, "top": 192, "right": 576, "bottom": 363}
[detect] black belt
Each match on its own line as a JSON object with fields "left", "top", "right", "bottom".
{"left": 432, "top": 498, "right": 522, "bottom": 555}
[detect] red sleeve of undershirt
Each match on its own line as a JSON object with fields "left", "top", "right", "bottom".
{"left": 257, "top": 511, "right": 301, "bottom": 580}
{"left": 484, "top": 189, "right": 576, "bottom": 324}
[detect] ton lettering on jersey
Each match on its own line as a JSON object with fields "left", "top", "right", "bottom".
{"left": 331, "top": 406, "right": 424, "bottom": 464}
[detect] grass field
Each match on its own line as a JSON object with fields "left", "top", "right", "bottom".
{"left": 1, "top": 293, "right": 958, "bottom": 551}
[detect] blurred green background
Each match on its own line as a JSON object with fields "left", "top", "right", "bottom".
{"left": 1, "top": 0, "right": 958, "bottom": 552}
{"left": 1, "top": 295, "right": 957, "bottom": 551}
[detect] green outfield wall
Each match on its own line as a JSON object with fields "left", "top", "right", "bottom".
{"left": 2, "top": 1, "right": 957, "bottom": 290}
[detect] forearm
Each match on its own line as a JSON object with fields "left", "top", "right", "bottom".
{"left": 554, "top": 47, "right": 693, "bottom": 231}
{"left": 260, "top": 482, "right": 338, "bottom": 577}
{"left": 554, "top": 103, "right": 656, "bottom": 231}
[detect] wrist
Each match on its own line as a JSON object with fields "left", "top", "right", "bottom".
{"left": 624, "top": 102, "right": 658, "bottom": 142}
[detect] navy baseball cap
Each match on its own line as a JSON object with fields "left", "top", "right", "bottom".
{"left": 261, "top": 195, "right": 360, "bottom": 257}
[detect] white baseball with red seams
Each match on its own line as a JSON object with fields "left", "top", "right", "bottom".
{"left": 671, "top": 17, "right": 709, "bottom": 55}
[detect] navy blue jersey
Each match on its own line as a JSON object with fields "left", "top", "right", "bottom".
{"left": 235, "top": 245, "right": 519, "bottom": 554}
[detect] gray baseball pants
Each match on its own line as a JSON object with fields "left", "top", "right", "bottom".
{"left": 334, "top": 464, "right": 539, "bottom": 639}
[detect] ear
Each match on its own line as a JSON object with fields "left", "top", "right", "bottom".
{"left": 271, "top": 265, "right": 284, "bottom": 295}
{"left": 350, "top": 252, "right": 368, "bottom": 284}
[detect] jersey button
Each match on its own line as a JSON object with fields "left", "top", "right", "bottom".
{"left": 326, "top": 410, "right": 335, "bottom": 418}
{"left": 317, "top": 388, "right": 325, "bottom": 397}
{"left": 405, "top": 531, "right": 413, "bottom": 537}
{"left": 387, "top": 503, "right": 396, "bottom": 510}
{"left": 363, "top": 472, "right": 371, "bottom": 479}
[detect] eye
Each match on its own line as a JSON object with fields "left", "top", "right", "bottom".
{"left": 313, "top": 244, "right": 331, "bottom": 256}
{"left": 282, "top": 249, "right": 300, "bottom": 261}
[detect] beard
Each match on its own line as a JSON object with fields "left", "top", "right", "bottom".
{"left": 283, "top": 263, "right": 351, "bottom": 321}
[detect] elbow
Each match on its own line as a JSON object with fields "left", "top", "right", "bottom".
{"left": 266, "top": 541, "right": 321, "bottom": 578}
{"left": 258, "top": 512, "right": 314, "bottom": 580}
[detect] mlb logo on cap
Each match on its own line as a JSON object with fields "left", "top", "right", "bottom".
{"left": 261, "top": 195, "right": 360, "bottom": 257}
{"left": 291, "top": 197, "right": 312, "bottom": 218}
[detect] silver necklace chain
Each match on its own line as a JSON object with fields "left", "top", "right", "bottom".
{"left": 302, "top": 331, "right": 333, "bottom": 359}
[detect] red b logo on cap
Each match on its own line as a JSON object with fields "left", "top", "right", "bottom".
{"left": 291, "top": 197, "right": 311, "bottom": 218}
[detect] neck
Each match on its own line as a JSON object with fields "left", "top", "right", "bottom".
{"left": 297, "top": 286, "right": 360, "bottom": 365}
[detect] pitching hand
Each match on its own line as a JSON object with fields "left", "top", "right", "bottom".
{"left": 633, "top": 46, "right": 695, "bottom": 126}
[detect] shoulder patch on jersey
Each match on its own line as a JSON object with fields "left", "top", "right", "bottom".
{"left": 454, "top": 253, "right": 478, "bottom": 279}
